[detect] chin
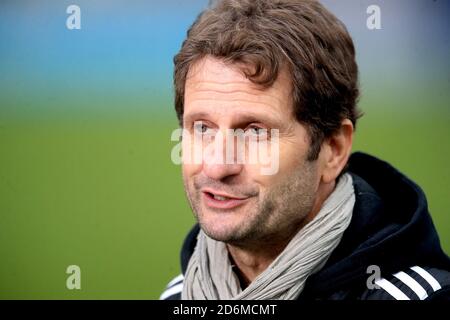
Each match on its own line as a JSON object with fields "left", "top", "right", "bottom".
{"left": 199, "top": 215, "right": 245, "bottom": 243}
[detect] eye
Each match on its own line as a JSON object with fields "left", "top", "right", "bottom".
{"left": 193, "top": 121, "right": 212, "bottom": 134}
{"left": 246, "top": 125, "right": 267, "bottom": 136}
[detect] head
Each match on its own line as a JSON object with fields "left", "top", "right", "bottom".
{"left": 174, "top": 0, "right": 360, "bottom": 247}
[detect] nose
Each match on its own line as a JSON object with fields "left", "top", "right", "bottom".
{"left": 203, "top": 162, "right": 243, "bottom": 181}
{"left": 202, "top": 131, "right": 244, "bottom": 181}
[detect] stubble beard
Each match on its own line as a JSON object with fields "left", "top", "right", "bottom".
{"left": 182, "top": 160, "right": 319, "bottom": 247}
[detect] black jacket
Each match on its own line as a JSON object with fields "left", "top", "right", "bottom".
{"left": 160, "top": 152, "right": 450, "bottom": 300}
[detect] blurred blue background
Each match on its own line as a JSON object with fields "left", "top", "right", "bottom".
{"left": 0, "top": 0, "right": 449, "bottom": 299}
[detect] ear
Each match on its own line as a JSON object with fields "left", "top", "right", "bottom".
{"left": 320, "top": 119, "right": 354, "bottom": 184}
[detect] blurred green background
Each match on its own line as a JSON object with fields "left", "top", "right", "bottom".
{"left": 0, "top": 0, "right": 449, "bottom": 299}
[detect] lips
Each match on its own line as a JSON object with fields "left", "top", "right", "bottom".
{"left": 201, "top": 189, "right": 251, "bottom": 210}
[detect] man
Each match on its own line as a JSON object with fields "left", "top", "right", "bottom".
{"left": 161, "top": 0, "right": 450, "bottom": 300}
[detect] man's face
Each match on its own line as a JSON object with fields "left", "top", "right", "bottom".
{"left": 181, "top": 56, "right": 323, "bottom": 246}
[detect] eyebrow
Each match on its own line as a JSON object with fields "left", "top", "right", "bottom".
{"left": 183, "top": 112, "right": 209, "bottom": 125}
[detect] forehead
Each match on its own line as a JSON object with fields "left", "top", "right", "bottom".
{"left": 184, "top": 56, "right": 293, "bottom": 121}
{"left": 187, "top": 56, "right": 253, "bottom": 88}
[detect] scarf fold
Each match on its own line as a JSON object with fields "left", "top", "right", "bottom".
{"left": 182, "top": 173, "right": 355, "bottom": 300}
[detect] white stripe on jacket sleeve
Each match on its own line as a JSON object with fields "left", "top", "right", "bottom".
{"left": 410, "top": 266, "right": 442, "bottom": 292}
{"left": 160, "top": 283, "right": 183, "bottom": 300}
{"left": 393, "top": 271, "right": 428, "bottom": 300}
{"left": 167, "top": 274, "right": 184, "bottom": 288}
{"left": 374, "top": 278, "right": 410, "bottom": 300}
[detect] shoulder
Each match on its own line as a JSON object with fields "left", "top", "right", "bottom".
{"left": 159, "top": 274, "right": 184, "bottom": 300}
{"left": 361, "top": 265, "right": 450, "bottom": 300}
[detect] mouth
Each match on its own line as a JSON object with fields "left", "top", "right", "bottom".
{"left": 201, "top": 189, "right": 252, "bottom": 210}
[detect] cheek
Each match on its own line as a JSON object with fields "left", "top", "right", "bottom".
{"left": 182, "top": 163, "right": 201, "bottom": 180}
{"left": 248, "top": 124, "right": 310, "bottom": 179}
{"left": 251, "top": 139, "right": 309, "bottom": 187}
{"left": 279, "top": 142, "right": 305, "bottom": 171}
{"left": 181, "top": 135, "right": 203, "bottom": 178}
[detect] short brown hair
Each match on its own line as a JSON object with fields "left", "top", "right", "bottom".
{"left": 174, "top": 0, "right": 361, "bottom": 160}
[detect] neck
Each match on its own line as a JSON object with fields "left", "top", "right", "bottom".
{"left": 226, "top": 238, "right": 288, "bottom": 288}
{"left": 227, "top": 180, "right": 336, "bottom": 288}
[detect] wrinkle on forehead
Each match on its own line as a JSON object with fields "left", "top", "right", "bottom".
{"left": 186, "top": 56, "right": 292, "bottom": 94}
{"left": 186, "top": 56, "right": 254, "bottom": 85}
{"left": 186, "top": 86, "right": 284, "bottom": 111}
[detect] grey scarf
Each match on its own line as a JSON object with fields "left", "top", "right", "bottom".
{"left": 182, "top": 173, "right": 355, "bottom": 300}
